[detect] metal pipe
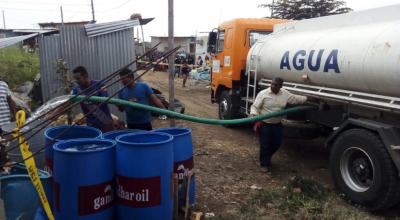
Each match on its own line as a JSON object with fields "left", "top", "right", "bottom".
{"left": 1, "top": 42, "right": 162, "bottom": 140}
{"left": 3, "top": 44, "right": 169, "bottom": 151}
{"left": 1, "top": 46, "right": 181, "bottom": 167}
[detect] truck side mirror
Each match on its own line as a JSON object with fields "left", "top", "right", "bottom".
{"left": 207, "top": 31, "right": 218, "bottom": 54}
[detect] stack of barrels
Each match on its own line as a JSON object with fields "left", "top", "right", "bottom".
{"left": 43, "top": 125, "right": 195, "bottom": 220}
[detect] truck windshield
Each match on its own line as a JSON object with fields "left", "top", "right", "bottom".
{"left": 217, "top": 31, "right": 225, "bottom": 53}
{"left": 249, "top": 31, "right": 271, "bottom": 47}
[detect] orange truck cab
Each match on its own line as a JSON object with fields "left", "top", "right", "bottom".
{"left": 207, "top": 18, "right": 287, "bottom": 119}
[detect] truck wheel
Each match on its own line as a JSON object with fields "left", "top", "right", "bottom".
{"left": 330, "top": 129, "right": 400, "bottom": 210}
{"left": 218, "top": 90, "right": 233, "bottom": 120}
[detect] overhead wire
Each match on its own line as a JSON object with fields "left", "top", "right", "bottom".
{"left": 0, "top": 0, "right": 89, "bottom": 6}
{"left": 96, "top": 0, "right": 133, "bottom": 14}
{"left": 1, "top": 42, "right": 162, "bottom": 142}
{"left": 1, "top": 46, "right": 180, "bottom": 168}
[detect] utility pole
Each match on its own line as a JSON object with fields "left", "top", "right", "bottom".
{"left": 2, "top": 10, "right": 5, "bottom": 29}
{"left": 168, "top": 0, "right": 175, "bottom": 127}
{"left": 140, "top": 24, "right": 146, "bottom": 55}
{"left": 271, "top": 0, "right": 275, "bottom": 18}
{"left": 60, "top": 6, "right": 64, "bottom": 25}
{"left": 90, "top": 0, "right": 96, "bottom": 23}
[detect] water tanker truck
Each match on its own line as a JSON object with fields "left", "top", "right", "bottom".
{"left": 207, "top": 5, "right": 400, "bottom": 210}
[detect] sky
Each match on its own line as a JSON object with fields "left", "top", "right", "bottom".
{"left": 1, "top": 0, "right": 400, "bottom": 40}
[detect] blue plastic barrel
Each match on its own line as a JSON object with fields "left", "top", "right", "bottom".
{"left": 102, "top": 129, "right": 143, "bottom": 141}
{"left": 0, "top": 164, "right": 51, "bottom": 220}
{"left": 116, "top": 132, "right": 174, "bottom": 220}
{"left": 52, "top": 139, "right": 116, "bottom": 220}
{"left": 153, "top": 128, "right": 195, "bottom": 206}
{"left": 44, "top": 125, "right": 102, "bottom": 175}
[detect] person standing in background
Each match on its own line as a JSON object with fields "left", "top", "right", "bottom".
{"left": 72, "top": 66, "right": 114, "bottom": 132}
{"left": 197, "top": 56, "right": 204, "bottom": 67}
{"left": 0, "top": 80, "right": 16, "bottom": 176}
{"left": 205, "top": 56, "right": 211, "bottom": 68}
{"left": 181, "top": 60, "right": 191, "bottom": 88}
{"left": 118, "top": 68, "right": 165, "bottom": 130}
{"left": 174, "top": 55, "right": 182, "bottom": 78}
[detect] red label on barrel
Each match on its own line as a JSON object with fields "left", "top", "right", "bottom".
{"left": 78, "top": 180, "right": 114, "bottom": 216}
{"left": 174, "top": 157, "right": 194, "bottom": 182}
{"left": 116, "top": 175, "right": 161, "bottom": 208}
{"left": 44, "top": 157, "right": 53, "bottom": 175}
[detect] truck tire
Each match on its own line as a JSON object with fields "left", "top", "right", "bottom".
{"left": 330, "top": 129, "right": 400, "bottom": 211}
{"left": 282, "top": 119, "right": 321, "bottom": 139}
{"left": 218, "top": 90, "right": 233, "bottom": 120}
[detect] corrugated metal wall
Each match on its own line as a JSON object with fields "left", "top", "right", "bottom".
{"left": 39, "top": 25, "right": 136, "bottom": 119}
{"left": 38, "top": 34, "right": 62, "bottom": 100}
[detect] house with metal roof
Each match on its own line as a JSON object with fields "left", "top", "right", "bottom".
{"left": 38, "top": 18, "right": 153, "bottom": 119}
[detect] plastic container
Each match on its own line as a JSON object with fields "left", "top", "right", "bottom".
{"left": 153, "top": 128, "right": 195, "bottom": 206}
{"left": 102, "top": 129, "right": 143, "bottom": 141}
{"left": 2, "top": 122, "right": 46, "bottom": 169}
{"left": 44, "top": 125, "right": 102, "bottom": 174}
{"left": 116, "top": 132, "right": 174, "bottom": 220}
{"left": 53, "top": 139, "right": 116, "bottom": 220}
{"left": 0, "top": 164, "right": 51, "bottom": 220}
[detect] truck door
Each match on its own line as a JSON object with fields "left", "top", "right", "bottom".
{"left": 212, "top": 28, "right": 233, "bottom": 85}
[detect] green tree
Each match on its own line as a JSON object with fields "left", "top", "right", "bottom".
{"left": 260, "top": 0, "right": 353, "bottom": 20}
{"left": 0, "top": 46, "right": 39, "bottom": 88}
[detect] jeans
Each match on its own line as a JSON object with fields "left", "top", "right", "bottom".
{"left": 259, "top": 123, "right": 283, "bottom": 167}
{"left": 127, "top": 122, "right": 153, "bottom": 131}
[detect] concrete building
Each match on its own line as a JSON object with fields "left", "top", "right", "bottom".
{"left": 195, "top": 35, "right": 209, "bottom": 61}
{"left": 150, "top": 36, "right": 196, "bottom": 54}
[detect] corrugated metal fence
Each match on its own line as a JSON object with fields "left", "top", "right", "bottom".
{"left": 39, "top": 25, "right": 136, "bottom": 119}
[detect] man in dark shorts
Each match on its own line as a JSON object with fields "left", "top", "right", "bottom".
{"left": 117, "top": 68, "right": 165, "bottom": 130}
{"left": 72, "top": 66, "right": 113, "bottom": 132}
{"left": 181, "top": 60, "right": 191, "bottom": 88}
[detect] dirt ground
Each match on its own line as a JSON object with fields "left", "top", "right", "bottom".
{"left": 142, "top": 71, "right": 399, "bottom": 220}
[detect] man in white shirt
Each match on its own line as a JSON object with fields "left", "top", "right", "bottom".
{"left": 0, "top": 80, "right": 16, "bottom": 130}
{"left": 250, "top": 77, "right": 309, "bottom": 172}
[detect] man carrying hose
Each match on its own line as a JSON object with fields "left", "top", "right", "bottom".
{"left": 117, "top": 68, "right": 165, "bottom": 131}
{"left": 250, "top": 77, "right": 310, "bottom": 173}
{"left": 72, "top": 66, "right": 114, "bottom": 132}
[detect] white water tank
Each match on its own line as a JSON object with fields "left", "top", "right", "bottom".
{"left": 248, "top": 5, "right": 400, "bottom": 97}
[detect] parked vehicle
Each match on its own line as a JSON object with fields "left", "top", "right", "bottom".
{"left": 208, "top": 5, "right": 400, "bottom": 210}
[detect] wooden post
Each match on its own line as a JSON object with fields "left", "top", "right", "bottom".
{"left": 271, "top": 0, "right": 275, "bottom": 18}
{"left": 184, "top": 170, "right": 194, "bottom": 220}
{"left": 168, "top": 0, "right": 176, "bottom": 127}
{"left": 140, "top": 24, "right": 146, "bottom": 55}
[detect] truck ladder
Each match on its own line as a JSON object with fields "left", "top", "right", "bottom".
{"left": 259, "top": 79, "right": 400, "bottom": 112}
{"left": 244, "top": 55, "right": 258, "bottom": 115}
{"left": 243, "top": 45, "right": 264, "bottom": 115}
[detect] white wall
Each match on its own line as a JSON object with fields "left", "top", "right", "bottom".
{"left": 151, "top": 36, "right": 195, "bottom": 54}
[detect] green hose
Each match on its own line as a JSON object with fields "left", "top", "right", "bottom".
{"left": 73, "top": 96, "right": 316, "bottom": 125}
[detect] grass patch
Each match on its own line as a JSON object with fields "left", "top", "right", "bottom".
{"left": 240, "top": 189, "right": 281, "bottom": 214}
{"left": 282, "top": 176, "right": 328, "bottom": 216}
{"left": 0, "top": 46, "right": 39, "bottom": 88}
{"left": 240, "top": 176, "right": 332, "bottom": 219}
{"left": 238, "top": 176, "right": 377, "bottom": 219}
